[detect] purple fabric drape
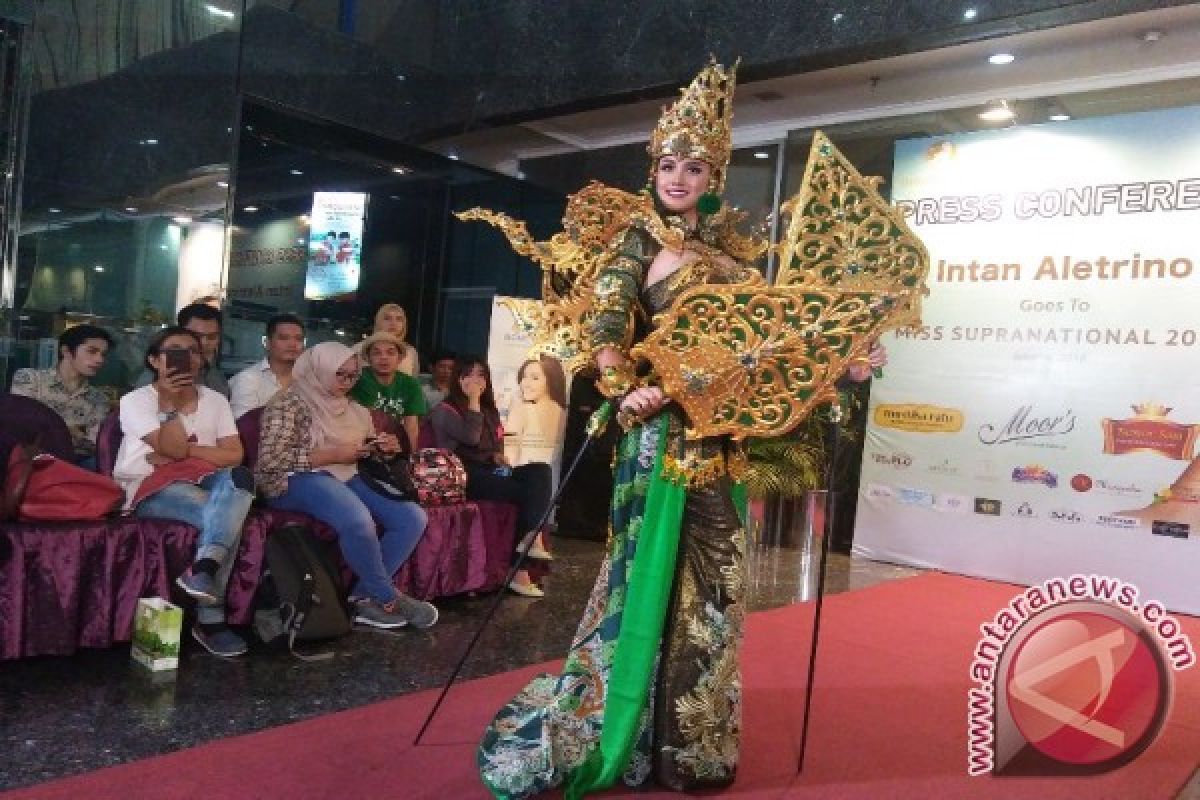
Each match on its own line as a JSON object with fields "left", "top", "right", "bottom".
{"left": 0, "top": 503, "right": 520, "bottom": 660}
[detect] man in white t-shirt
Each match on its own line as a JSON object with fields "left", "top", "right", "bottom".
{"left": 228, "top": 313, "right": 305, "bottom": 419}
{"left": 114, "top": 326, "right": 253, "bottom": 658}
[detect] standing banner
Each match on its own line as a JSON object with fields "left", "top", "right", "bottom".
{"left": 305, "top": 192, "right": 367, "bottom": 300}
{"left": 854, "top": 105, "right": 1200, "bottom": 613}
{"left": 487, "top": 297, "right": 570, "bottom": 482}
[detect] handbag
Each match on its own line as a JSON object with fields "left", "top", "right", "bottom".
{"left": 2, "top": 443, "right": 124, "bottom": 522}
{"left": 357, "top": 452, "right": 419, "bottom": 503}
{"left": 409, "top": 448, "right": 468, "bottom": 506}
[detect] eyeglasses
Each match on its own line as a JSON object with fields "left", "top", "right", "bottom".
{"left": 334, "top": 369, "right": 360, "bottom": 382}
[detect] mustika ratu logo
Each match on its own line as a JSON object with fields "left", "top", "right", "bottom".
{"left": 967, "top": 575, "right": 1194, "bottom": 776}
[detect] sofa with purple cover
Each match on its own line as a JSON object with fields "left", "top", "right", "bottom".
{"left": 0, "top": 400, "right": 518, "bottom": 660}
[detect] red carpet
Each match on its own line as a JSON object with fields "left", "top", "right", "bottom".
{"left": 7, "top": 572, "right": 1200, "bottom": 799}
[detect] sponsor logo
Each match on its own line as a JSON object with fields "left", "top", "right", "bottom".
{"left": 869, "top": 450, "right": 913, "bottom": 469}
{"left": 934, "top": 493, "right": 971, "bottom": 514}
{"left": 1048, "top": 508, "right": 1083, "bottom": 524}
{"left": 874, "top": 403, "right": 964, "bottom": 433}
{"left": 974, "top": 497, "right": 1002, "bottom": 516}
{"left": 1070, "top": 473, "right": 1093, "bottom": 492}
{"left": 978, "top": 405, "right": 1076, "bottom": 448}
{"left": 1096, "top": 514, "right": 1139, "bottom": 529}
{"left": 1011, "top": 465, "right": 1059, "bottom": 488}
{"left": 1094, "top": 479, "right": 1142, "bottom": 496}
{"left": 1012, "top": 501, "right": 1037, "bottom": 519}
{"left": 897, "top": 487, "right": 936, "bottom": 507}
{"left": 1101, "top": 403, "right": 1200, "bottom": 461}
{"left": 927, "top": 457, "right": 961, "bottom": 476}
{"left": 866, "top": 482, "right": 896, "bottom": 502}
{"left": 1151, "top": 520, "right": 1190, "bottom": 539}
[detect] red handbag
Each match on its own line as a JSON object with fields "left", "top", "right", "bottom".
{"left": 3, "top": 444, "right": 124, "bottom": 522}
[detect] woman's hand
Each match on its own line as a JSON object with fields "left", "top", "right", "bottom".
{"left": 847, "top": 341, "right": 888, "bottom": 382}
{"left": 619, "top": 387, "right": 667, "bottom": 419}
{"left": 460, "top": 375, "right": 486, "bottom": 401}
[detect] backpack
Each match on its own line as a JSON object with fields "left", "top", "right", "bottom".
{"left": 253, "top": 523, "right": 352, "bottom": 660}
{"left": 410, "top": 448, "right": 468, "bottom": 506}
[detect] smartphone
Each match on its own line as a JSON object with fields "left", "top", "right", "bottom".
{"left": 164, "top": 348, "right": 191, "bottom": 376}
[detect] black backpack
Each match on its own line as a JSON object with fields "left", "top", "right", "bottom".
{"left": 253, "top": 523, "right": 352, "bottom": 660}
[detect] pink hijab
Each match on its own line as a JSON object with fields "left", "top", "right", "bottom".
{"left": 291, "top": 341, "right": 373, "bottom": 448}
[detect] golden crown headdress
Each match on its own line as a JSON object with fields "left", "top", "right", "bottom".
{"left": 648, "top": 57, "right": 738, "bottom": 189}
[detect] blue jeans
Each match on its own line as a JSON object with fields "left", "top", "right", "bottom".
{"left": 267, "top": 471, "right": 428, "bottom": 603}
{"left": 135, "top": 467, "right": 255, "bottom": 625}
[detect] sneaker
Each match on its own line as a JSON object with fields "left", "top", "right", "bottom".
{"left": 390, "top": 593, "right": 440, "bottom": 629}
{"left": 192, "top": 625, "right": 248, "bottom": 657}
{"left": 353, "top": 598, "right": 408, "bottom": 630}
{"left": 176, "top": 569, "right": 218, "bottom": 605}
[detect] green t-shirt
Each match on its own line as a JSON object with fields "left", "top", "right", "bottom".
{"left": 350, "top": 370, "right": 428, "bottom": 419}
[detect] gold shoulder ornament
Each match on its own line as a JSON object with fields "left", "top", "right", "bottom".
{"left": 455, "top": 181, "right": 684, "bottom": 374}
{"left": 633, "top": 131, "right": 930, "bottom": 439}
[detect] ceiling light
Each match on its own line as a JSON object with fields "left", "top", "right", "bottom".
{"left": 289, "top": 169, "right": 303, "bottom": 175}
{"left": 988, "top": 53, "right": 1015, "bottom": 65}
{"left": 978, "top": 101, "right": 1015, "bottom": 122}
{"left": 832, "top": 12, "right": 844, "bottom": 22}
{"left": 93, "top": 265, "right": 105, "bottom": 272}
{"left": 335, "top": 329, "right": 346, "bottom": 336}
{"left": 395, "top": 73, "right": 407, "bottom": 81}
{"left": 447, "top": 152, "right": 460, "bottom": 161}
{"left": 753, "top": 151, "right": 771, "bottom": 159}
{"left": 963, "top": 8, "right": 977, "bottom": 20}
{"left": 1049, "top": 113, "right": 1071, "bottom": 122}
{"left": 243, "top": 205, "right": 259, "bottom": 212}
{"left": 204, "top": 4, "right": 235, "bottom": 19}
{"left": 216, "top": 180, "right": 229, "bottom": 188}
{"left": 172, "top": 215, "right": 192, "bottom": 225}
{"left": 125, "top": 206, "right": 137, "bottom": 213}
{"left": 48, "top": 207, "right": 61, "bottom": 213}
{"left": 392, "top": 166, "right": 408, "bottom": 174}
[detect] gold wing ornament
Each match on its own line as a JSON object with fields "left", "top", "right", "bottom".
{"left": 455, "top": 182, "right": 683, "bottom": 374}
{"left": 634, "top": 131, "right": 930, "bottom": 439}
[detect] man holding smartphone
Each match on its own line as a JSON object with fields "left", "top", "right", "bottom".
{"left": 113, "top": 326, "right": 253, "bottom": 657}
{"left": 135, "top": 302, "right": 231, "bottom": 398}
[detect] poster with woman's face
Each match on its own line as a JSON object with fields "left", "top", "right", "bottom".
{"left": 487, "top": 297, "right": 570, "bottom": 472}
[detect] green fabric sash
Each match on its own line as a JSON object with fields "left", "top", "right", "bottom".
{"left": 565, "top": 414, "right": 685, "bottom": 799}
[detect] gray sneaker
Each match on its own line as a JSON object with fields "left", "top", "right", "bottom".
{"left": 391, "top": 593, "right": 439, "bottom": 629}
{"left": 353, "top": 598, "right": 408, "bottom": 630}
{"left": 192, "top": 625, "right": 248, "bottom": 657}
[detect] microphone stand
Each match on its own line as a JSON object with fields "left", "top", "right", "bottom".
{"left": 413, "top": 402, "right": 613, "bottom": 746}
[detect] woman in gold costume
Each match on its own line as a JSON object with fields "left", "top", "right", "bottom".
{"left": 478, "top": 60, "right": 763, "bottom": 799}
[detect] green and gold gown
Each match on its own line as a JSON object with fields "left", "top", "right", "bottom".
{"left": 478, "top": 215, "right": 758, "bottom": 799}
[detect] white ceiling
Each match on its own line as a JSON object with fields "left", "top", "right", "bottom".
{"left": 431, "top": 4, "right": 1200, "bottom": 175}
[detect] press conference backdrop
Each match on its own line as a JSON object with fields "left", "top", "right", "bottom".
{"left": 853, "top": 105, "right": 1200, "bottom": 614}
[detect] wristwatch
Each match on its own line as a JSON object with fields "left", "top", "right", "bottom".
{"left": 157, "top": 410, "right": 179, "bottom": 424}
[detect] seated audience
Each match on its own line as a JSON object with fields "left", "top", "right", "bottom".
{"left": 256, "top": 341, "right": 437, "bottom": 629}
{"left": 350, "top": 332, "right": 427, "bottom": 452}
{"left": 367, "top": 303, "right": 419, "bottom": 376}
{"left": 229, "top": 313, "right": 305, "bottom": 418}
{"left": 114, "top": 326, "right": 253, "bottom": 657}
{"left": 136, "top": 302, "right": 230, "bottom": 398}
{"left": 11, "top": 324, "right": 114, "bottom": 464}
{"left": 429, "top": 356, "right": 552, "bottom": 598}
{"left": 421, "top": 350, "right": 456, "bottom": 409}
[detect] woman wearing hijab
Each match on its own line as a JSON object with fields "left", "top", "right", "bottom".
{"left": 256, "top": 341, "right": 437, "bottom": 629}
